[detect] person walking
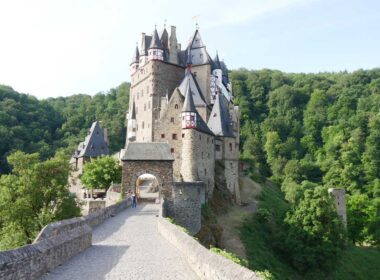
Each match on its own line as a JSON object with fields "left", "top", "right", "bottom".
{"left": 131, "top": 192, "right": 137, "bottom": 208}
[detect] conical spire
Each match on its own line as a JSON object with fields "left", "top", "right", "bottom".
{"left": 213, "top": 52, "right": 221, "bottom": 70}
{"left": 149, "top": 27, "right": 163, "bottom": 49}
{"left": 182, "top": 76, "right": 196, "bottom": 113}
{"left": 131, "top": 45, "right": 139, "bottom": 64}
{"left": 160, "top": 27, "right": 169, "bottom": 49}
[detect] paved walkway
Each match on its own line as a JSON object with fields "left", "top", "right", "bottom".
{"left": 41, "top": 203, "right": 199, "bottom": 280}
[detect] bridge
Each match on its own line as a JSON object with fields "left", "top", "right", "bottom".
{"left": 41, "top": 203, "right": 198, "bottom": 280}
{"left": 0, "top": 198, "right": 260, "bottom": 280}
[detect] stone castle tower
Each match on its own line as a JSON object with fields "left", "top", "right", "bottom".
{"left": 124, "top": 25, "right": 240, "bottom": 202}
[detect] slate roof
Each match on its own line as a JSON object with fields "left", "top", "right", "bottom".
{"left": 122, "top": 142, "right": 174, "bottom": 161}
{"left": 207, "top": 92, "right": 234, "bottom": 137}
{"left": 178, "top": 72, "right": 207, "bottom": 107}
{"left": 181, "top": 78, "right": 214, "bottom": 136}
{"left": 74, "top": 121, "right": 109, "bottom": 158}
{"left": 182, "top": 76, "right": 196, "bottom": 113}
{"left": 149, "top": 28, "right": 163, "bottom": 49}
{"left": 160, "top": 28, "right": 169, "bottom": 49}
{"left": 131, "top": 46, "right": 139, "bottom": 65}
{"left": 213, "top": 53, "right": 222, "bottom": 70}
{"left": 140, "top": 35, "right": 152, "bottom": 56}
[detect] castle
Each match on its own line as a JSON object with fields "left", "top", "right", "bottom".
{"left": 122, "top": 25, "right": 241, "bottom": 204}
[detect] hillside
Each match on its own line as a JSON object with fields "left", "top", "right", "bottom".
{"left": 0, "top": 83, "right": 129, "bottom": 173}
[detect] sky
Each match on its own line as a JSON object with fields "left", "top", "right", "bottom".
{"left": 0, "top": 0, "right": 379, "bottom": 99}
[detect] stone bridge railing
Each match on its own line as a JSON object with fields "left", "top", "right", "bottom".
{"left": 157, "top": 217, "right": 262, "bottom": 280}
{"left": 0, "top": 197, "right": 131, "bottom": 280}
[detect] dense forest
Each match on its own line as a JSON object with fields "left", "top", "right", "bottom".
{"left": 231, "top": 68, "right": 380, "bottom": 277}
{"left": 1, "top": 68, "right": 379, "bottom": 277}
{"left": 0, "top": 83, "right": 129, "bottom": 173}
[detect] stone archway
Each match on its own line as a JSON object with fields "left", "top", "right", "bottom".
{"left": 121, "top": 160, "right": 173, "bottom": 200}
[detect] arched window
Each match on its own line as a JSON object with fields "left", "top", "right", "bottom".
{"left": 174, "top": 104, "right": 178, "bottom": 109}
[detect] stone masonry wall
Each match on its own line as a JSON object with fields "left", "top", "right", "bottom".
{"left": 157, "top": 217, "right": 262, "bottom": 280}
{"left": 130, "top": 60, "right": 184, "bottom": 142}
{"left": 168, "top": 182, "right": 205, "bottom": 234}
{"left": 153, "top": 89, "right": 184, "bottom": 180}
{"left": 121, "top": 160, "right": 173, "bottom": 198}
{"left": 0, "top": 198, "right": 131, "bottom": 280}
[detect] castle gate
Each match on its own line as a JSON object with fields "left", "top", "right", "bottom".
{"left": 121, "top": 143, "right": 174, "bottom": 200}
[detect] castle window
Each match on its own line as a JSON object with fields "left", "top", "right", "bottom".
{"left": 161, "top": 134, "right": 165, "bottom": 138}
{"left": 216, "top": 144, "right": 221, "bottom": 151}
{"left": 182, "top": 133, "right": 184, "bottom": 138}
{"left": 171, "top": 148, "right": 174, "bottom": 153}
{"left": 207, "top": 137, "right": 209, "bottom": 143}
{"left": 142, "top": 122, "right": 145, "bottom": 129}
{"left": 171, "top": 117, "right": 174, "bottom": 123}
{"left": 229, "top": 143, "right": 233, "bottom": 151}
{"left": 172, "top": 134, "right": 177, "bottom": 140}
{"left": 230, "top": 162, "right": 233, "bottom": 168}
{"left": 200, "top": 54, "right": 203, "bottom": 59}
{"left": 204, "top": 169, "right": 207, "bottom": 176}
{"left": 174, "top": 104, "right": 179, "bottom": 109}
{"left": 199, "top": 135, "right": 201, "bottom": 140}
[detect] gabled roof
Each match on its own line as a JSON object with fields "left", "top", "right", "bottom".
{"left": 207, "top": 92, "right": 234, "bottom": 137}
{"left": 178, "top": 71, "right": 207, "bottom": 107}
{"left": 74, "top": 121, "right": 109, "bottom": 158}
{"left": 188, "top": 30, "right": 205, "bottom": 49}
{"left": 149, "top": 28, "right": 163, "bottom": 49}
{"left": 122, "top": 142, "right": 174, "bottom": 161}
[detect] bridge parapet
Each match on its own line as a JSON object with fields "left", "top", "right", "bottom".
{"left": 0, "top": 197, "right": 131, "bottom": 280}
{"left": 158, "top": 217, "right": 262, "bottom": 280}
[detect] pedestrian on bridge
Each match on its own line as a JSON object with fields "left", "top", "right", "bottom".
{"left": 131, "top": 192, "right": 137, "bottom": 208}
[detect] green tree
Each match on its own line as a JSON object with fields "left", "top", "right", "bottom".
{"left": 0, "top": 151, "right": 80, "bottom": 250}
{"left": 283, "top": 187, "right": 346, "bottom": 273}
{"left": 81, "top": 156, "right": 122, "bottom": 191}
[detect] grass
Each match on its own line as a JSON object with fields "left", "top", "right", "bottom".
{"left": 240, "top": 173, "right": 380, "bottom": 280}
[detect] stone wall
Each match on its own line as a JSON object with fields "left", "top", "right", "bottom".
{"left": 0, "top": 198, "right": 131, "bottom": 280}
{"left": 121, "top": 160, "right": 173, "bottom": 198}
{"left": 154, "top": 89, "right": 184, "bottom": 180}
{"left": 181, "top": 129, "right": 215, "bottom": 199}
{"left": 157, "top": 217, "right": 262, "bottom": 280}
{"left": 130, "top": 59, "right": 184, "bottom": 142}
{"left": 166, "top": 182, "right": 204, "bottom": 234}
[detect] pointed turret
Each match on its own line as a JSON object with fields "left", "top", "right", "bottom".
{"left": 148, "top": 27, "right": 164, "bottom": 61}
{"left": 212, "top": 52, "right": 222, "bottom": 70}
{"left": 208, "top": 92, "right": 234, "bottom": 137}
{"left": 130, "top": 45, "right": 140, "bottom": 74}
{"left": 181, "top": 76, "right": 197, "bottom": 129}
{"left": 160, "top": 27, "right": 169, "bottom": 49}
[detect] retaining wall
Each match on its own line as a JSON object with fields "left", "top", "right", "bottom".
{"left": 157, "top": 217, "right": 262, "bottom": 280}
{"left": 0, "top": 197, "right": 131, "bottom": 280}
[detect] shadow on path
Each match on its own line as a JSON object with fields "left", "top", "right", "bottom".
{"left": 41, "top": 245, "right": 129, "bottom": 280}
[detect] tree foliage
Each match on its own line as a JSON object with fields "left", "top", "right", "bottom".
{"left": 0, "top": 151, "right": 80, "bottom": 250}
{"left": 81, "top": 156, "right": 121, "bottom": 190}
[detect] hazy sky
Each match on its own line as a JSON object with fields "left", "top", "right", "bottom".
{"left": 0, "top": 0, "right": 379, "bottom": 99}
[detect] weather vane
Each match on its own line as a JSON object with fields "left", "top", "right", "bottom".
{"left": 192, "top": 15, "right": 200, "bottom": 29}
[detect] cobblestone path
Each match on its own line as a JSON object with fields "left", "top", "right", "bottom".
{"left": 41, "top": 203, "right": 199, "bottom": 280}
